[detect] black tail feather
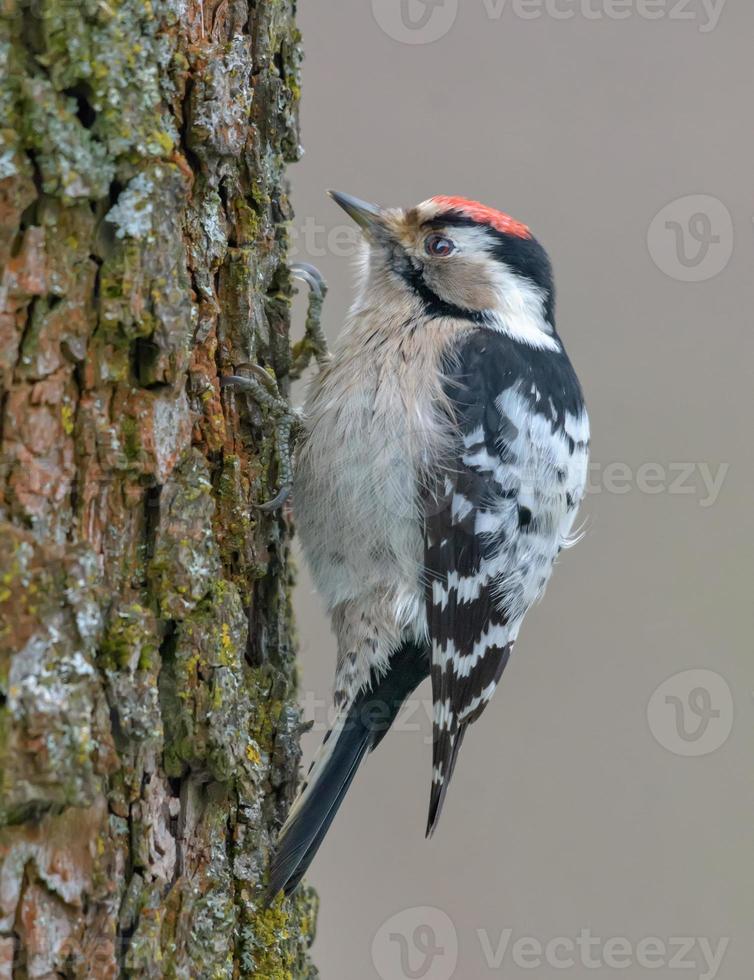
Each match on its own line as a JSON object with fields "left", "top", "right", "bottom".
{"left": 426, "top": 722, "right": 467, "bottom": 838}
{"left": 267, "top": 717, "right": 371, "bottom": 899}
{"left": 267, "top": 641, "right": 430, "bottom": 899}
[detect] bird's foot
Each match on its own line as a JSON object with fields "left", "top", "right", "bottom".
{"left": 220, "top": 262, "right": 326, "bottom": 511}
{"left": 289, "top": 262, "right": 329, "bottom": 380}
{"left": 220, "top": 365, "right": 304, "bottom": 512}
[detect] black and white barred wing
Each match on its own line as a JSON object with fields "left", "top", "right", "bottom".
{"left": 424, "top": 333, "right": 588, "bottom": 836}
{"left": 424, "top": 419, "right": 515, "bottom": 836}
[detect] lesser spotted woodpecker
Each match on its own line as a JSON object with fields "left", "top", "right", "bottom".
{"left": 267, "top": 191, "right": 590, "bottom": 897}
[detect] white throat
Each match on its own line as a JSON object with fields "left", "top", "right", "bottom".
{"left": 486, "top": 265, "right": 560, "bottom": 351}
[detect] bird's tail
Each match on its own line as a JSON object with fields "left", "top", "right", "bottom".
{"left": 267, "top": 641, "right": 429, "bottom": 899}
{"left": 426, "top": 722, "right": 467, "bottom": 838}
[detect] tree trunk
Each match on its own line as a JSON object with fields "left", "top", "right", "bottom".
{"left": 0, "top": 0, "right": 318, "bottom": 975}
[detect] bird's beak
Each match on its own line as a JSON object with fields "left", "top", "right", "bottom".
{"left": 328, "top": 190, "right": 386, "bottom": 238}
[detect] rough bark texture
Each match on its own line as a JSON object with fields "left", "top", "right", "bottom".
{"left": 0, "top": 0, "right": 318, "bottom": 975}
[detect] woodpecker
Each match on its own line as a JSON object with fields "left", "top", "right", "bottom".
{"left": 265, "top": 191, "right": 590, "bottom": 897}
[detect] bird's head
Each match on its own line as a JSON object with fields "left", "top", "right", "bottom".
{"left": 329, "top": 190, "right": 558, "bottom": 349}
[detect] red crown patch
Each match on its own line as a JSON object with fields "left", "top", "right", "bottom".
{"left": 431, "top": 196, "right": 531, "bottom": 239}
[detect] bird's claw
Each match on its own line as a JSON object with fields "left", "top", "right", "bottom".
{"left": 221, "top": 363, "right": 279, "bottom": 393}
{"left": 256, "top": 484, "right": 292, "bottom": 512}
{"left": 290, "top": 262, "right": 326, "bottom": 300}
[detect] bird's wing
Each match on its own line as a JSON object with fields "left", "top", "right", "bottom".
{"left": 423, "top": 329, "right": 587, "bottom": 836}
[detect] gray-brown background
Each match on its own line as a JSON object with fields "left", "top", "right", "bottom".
{"left": 288, "top": 2, "right": 752, "bottom": 977}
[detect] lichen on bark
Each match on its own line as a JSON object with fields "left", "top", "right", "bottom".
{"left": 0, "top": 0, "right": 317, "bottom": 975}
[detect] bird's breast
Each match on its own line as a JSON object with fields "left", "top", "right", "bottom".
{"left": 293, "top": 319, "right": 461, "bottom": 610}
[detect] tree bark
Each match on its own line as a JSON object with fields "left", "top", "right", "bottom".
{"left": 0, "top": 0, "right": 318, "bottom": 975}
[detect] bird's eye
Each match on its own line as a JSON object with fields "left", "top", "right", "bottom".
{"left": 425, "top": 234, "right": 455, "bottom": 257}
